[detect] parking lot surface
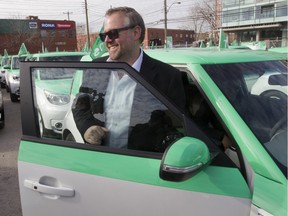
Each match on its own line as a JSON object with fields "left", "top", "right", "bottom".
{"left": 0, "top": 90, "right": 22, "bottom": 216}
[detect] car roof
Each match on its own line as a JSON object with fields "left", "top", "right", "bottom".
{"left": 30, "top": 51, "right": 87, "bottom": 57}
{"left": 145, "top": 48, "right": 287, "bottom": 65}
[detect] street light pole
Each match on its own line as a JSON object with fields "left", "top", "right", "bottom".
{"left": 84, "top": 0, "right": 90, "bottom": 49}
{"left": 164, "top": 0, "right": 181, "bottom": 48}
{"left": 164, "top": 0, "right": 167, "bottom": 47}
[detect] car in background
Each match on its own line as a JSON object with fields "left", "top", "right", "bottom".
{"left": 4, "top": 55, "right": 27, "bottom": 102}
{"left": 19, "top": 49, "right": 287, "bottom": 216}
{"left": 268, "top": 47, "right": 288, "bottom": 54}
{"left": 26, "top": 51, "right": 86, "bottom": 138}
{"left": 26, "top": 51, "right": 87, "bottom": 62}
{"left": 0, "top": 90, "right": 4, "bottom": 129}
{"left": 251, "top": 71, "right": 287, "bottom": 102}
{"left": 0, "top": 56, "right": 11, "bottom": 88}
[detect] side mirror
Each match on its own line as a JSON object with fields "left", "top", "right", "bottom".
{"left": 268, "top": 74, "right": 287, "bottom": 86}
{"left": 160, "top": 137, "right": 210, "bottom": 182}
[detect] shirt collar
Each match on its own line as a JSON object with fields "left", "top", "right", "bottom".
{"left": 107, "top": 49, "right": 143, "bottom": 73}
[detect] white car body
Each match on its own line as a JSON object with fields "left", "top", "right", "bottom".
{"left": 28, "top": 52, "right": 86, "bottom": 138}
{"left": 251, "top": 71, "right": 288, "bottom": 98}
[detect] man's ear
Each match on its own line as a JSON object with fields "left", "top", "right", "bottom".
{"left": 132, "top": 26, "right": 142, "bottom": 41}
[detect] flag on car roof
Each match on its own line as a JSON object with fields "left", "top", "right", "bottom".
{"left": 18, "top": 43, "right": 28, "bottom": 56}
{"left": 81, "top": 42, "right": 90, "bottom": 53}
{"left": 90, "top": 25, "right": 108, "bottom": 60}
{"left": 4, "top": 49, "right": 8, "bottom": 58}
{"left": 218, "top": 29, "right": 228, "bottom": 49}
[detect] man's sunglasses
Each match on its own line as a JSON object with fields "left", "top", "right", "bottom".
{"left": 99, "top": 26, "right": 135, "bottom": 42}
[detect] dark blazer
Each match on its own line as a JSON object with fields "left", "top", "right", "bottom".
{"left": 93, "top": 52, "right": 185, "bottom": 110}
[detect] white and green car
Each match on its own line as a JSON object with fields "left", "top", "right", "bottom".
{"left": 18, "top": 49, "right": 287, "bottom": 216}
{"left": 3, "top": 54, "right": 25, "bottom": 102}
{"left": 26, "top": 51, "right": 86, "bottom": 138}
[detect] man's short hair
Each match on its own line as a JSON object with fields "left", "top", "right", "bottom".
{"left": 105, "top": 7, "right": 146, "bottom": 43}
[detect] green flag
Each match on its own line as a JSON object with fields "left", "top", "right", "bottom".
{"left": 200, "top": 40, "right": 206, "bottom": 48}
{"left": 81, "top": 42, "right": 90, "bottom": 53}
{"left": 218, "top": 29, "right": 228, "bottom": 49}
{"left": 90, "top": 25, "right": 108, "bottom": 60}
{"left": 18, "top": 43, "right": 28, "bottom": 56}
{"left": 4, "top": 49, "right": 8, "bottom": 58}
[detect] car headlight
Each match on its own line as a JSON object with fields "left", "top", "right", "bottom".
{"left": 44, "top": 90, "right": 70, "bottom": 105}
{"left": 13, "top": 76, "right": 20, "bottom": 81}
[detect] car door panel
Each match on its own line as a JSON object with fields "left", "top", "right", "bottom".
{"left": 19, "top": 139, "right": 251, "bottom": 216}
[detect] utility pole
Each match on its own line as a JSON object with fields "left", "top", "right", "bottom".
{"left": 164, "top": 0, "right": 181, "bottom": 48}
{"left": 63, "top": 11, "right": 73, "bottom": 20}
{"left": 164, "top": 0, "right": 167, "bottom": 47}
{"left": 84, "top": 0, "right": 90, "bottom": 49}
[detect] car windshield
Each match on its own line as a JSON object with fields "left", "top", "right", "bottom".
{"left": 203, "top": 60, "right": 287, "bottom": 176}
{"left": 38, "top": 68, "right": 75, "bottom": 80}
{"left": 2, "top": 57, "right": 10, "bottom": 66}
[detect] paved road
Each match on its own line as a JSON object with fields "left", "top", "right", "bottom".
{"left": 0, "top": 90, "right": 22, "bottom": 216}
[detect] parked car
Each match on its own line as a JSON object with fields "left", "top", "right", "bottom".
{"left": 0, "top": 55, "right": 11, "bottom": 88}
{"left": 26, "top": 51, "right": 86, "bottom": 138}
{"left": 18, "top": 49, "right": 287, "bottom": 216}
{"left": 0, "top": 90, "right": 4, "bottom": 129}
{"left": 251, "top": 71, "right": 287, "bottom": 102}
{"left": 4, "top": 55, "right": 27, "bottom": 102}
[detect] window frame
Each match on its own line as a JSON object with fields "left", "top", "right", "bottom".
{"left": 20, "top": 61, "right": 221, "bottom": 158}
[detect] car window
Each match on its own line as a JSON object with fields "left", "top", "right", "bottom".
{"left": 31, "top": 65, "right": 184, "bottom": 153}
{"left": 203, "top": 60, "right": 287, "bottom": 175}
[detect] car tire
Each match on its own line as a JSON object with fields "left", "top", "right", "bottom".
{"left": 6, "top": 84, "right": 10, "bottom": 93}
{"left": 0, "top": 82, "right": 5, "bottom": 89}
{"left": 65, "top": 133, "right": 76, "bottom": 142}
{"left": 37, "top": 111, "right": 61, "bottom": 139}
{"left": 38, "top": 111, "right": 50, "bottom": 137}
{"left": 0, "top": 113, "right": 4, "bottom": 129}
{"left": 10, "top": 92, "right": 18, "bottom": 102}
{"left": 261, "top": 90, "right": 287, "bottom": 103}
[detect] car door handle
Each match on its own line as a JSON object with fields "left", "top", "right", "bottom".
{"left": 24, "top": 179, "right": 75, "bottom": 197}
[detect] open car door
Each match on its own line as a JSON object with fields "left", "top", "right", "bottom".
{"left": 18, "top": 61, "right": 251, "bottom": 216}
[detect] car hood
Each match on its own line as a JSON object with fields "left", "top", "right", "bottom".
{"left": 35, "top": 78, "right": 72, "bottom": 95}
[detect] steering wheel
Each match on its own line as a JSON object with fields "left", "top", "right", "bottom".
{"left": 270, "top": 117, "right": 287, "bottom": 140}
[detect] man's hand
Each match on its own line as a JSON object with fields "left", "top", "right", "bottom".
{"left": 84, "top": 126, "right": 109, "bottom": 145}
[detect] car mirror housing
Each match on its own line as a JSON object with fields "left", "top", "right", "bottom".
{"left": 160, "top": 137, "right": 210, "bottom": 182}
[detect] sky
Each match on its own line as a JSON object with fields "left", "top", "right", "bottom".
{"left": 0, "top": 0, "right": 195, "bottom": 33}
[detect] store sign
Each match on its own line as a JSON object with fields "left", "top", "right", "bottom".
{"left": 41, "top": 22, "right": 56, "bottom": 29}
{"left": 56, "top": 23, "right": 72, "bottom": 29}
{"left": 29, "top": 22, "right": 38, "bottom": 29}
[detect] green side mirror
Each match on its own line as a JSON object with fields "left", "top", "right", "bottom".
{"left": 160, "top": 137, "right": 210, "bottom": 182}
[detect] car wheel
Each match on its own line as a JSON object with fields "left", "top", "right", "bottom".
{"left": 0, "top": 112, "right": 4, "bottom": 129}
{"left": 10, "top": 92, "right": 18, "bottom": 102}
{"left": 37, "top": 111, "right": 51, "bottom": 137}
{"left": 5, "top": 83, "right": 10, "bottom": 92}
{"left": 261, "top": 90, "right": 287, "bottom": 103}
{"left": 37, "top": 111, "right": 60, "bottom": 139}
{"left": 65, "top": 133, "right": 76, "bottom": 142}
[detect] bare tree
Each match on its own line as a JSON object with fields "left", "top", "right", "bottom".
{"left": 184, "top": 0, "right": 217, "bottom": 42}
{"left": 2, "top": 19, "right": 40, "bottom": 54}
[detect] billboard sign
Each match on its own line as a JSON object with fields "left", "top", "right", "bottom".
{"left": 41, "top": 22, "right": 56, "bottom": 29}
{"left": 29, "top": 22, "right": 38, "bottom": 29}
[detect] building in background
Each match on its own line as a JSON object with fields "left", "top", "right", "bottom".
{"left": 217, "top": 0, "right": 287, "bottom": 47}
{"left": 0, "top": 16, "right": 77, "bottom": 55}
{"left": 78, "top": 28, "right": 195, "bottom": 51}
{"left": 144, "top": 28, "right": 195, "bottom": 48}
